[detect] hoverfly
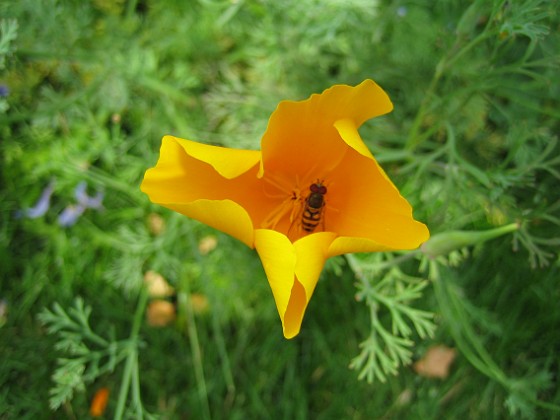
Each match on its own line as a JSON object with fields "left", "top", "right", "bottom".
{"left": 264, "top": 177, "right": 328, "bottom": 241}
{"left": 301, "top": 181, "right": 327, "bottom": 233}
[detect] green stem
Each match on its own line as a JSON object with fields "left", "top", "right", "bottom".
{"left": 186, "top": 226, "right": 236, "bottom": 404}
{"left": 131, "top": 355, "right": 143, "bottom": 420}
{"left": 125, "top": 0, "right": 138, "bottom": 18}
{"left": 83, "top": 329, "right": 110, "bottom": 348}
{"left": 443, "top": 31, "right": 494, "bottom": 73}
{"left": 405, "top": 68, "right": 441, "bottom": 151}
{"left": 439, "top": 278, "right": 508, "bottom": 385}
{"left": 113, "top": 288, "right": 149, "bottom": 420}
{"left": 433, "top": 273, "right": 560, "bottom": 412}
{"left": 375, "top": 251, "right": 420, "bottom": 271}
{"left": 405, "top": 31, "right": 494, "bottom": 151}
{"left": 178, "top": 271, "right": 211, "bottom": 420}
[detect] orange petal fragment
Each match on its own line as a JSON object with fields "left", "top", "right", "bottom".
{"left": 146, "top": 300, "right": 176, "bottom": 327}
{"left": 198, "top": 235, "right": 218, "bottom": 255}
{"left": 414, "top": 345, "right": 457, "bottom": 379}
{"left": 90, "top": 387, "right": 109, "bottom": 417}
{"left": 144, "top": 270, "right": 175, "bottom": 298}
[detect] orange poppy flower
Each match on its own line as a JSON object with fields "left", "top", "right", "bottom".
{"left": 141, "top": 80, "right": 429, "bottom": 339}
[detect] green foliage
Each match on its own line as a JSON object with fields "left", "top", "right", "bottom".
{"left": 1, "top": 0, "right": 559, "bottom": 418}
{"left": 0, "top": 18, "right": 17, "bottom": 70}
{"left": 348, "top": 253, "right": 436, "bottom": 383}
{"left": 38, "top": 298, "right": 120, "bottom": 410}
{"left": 0, "top": 18, "right": 17, "bottom": 113}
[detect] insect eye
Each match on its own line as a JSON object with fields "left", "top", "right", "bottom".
{"left": 310, "top": 183, "right": 327, "bottom": 194}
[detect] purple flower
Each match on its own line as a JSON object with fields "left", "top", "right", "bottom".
{"left": 75, "top": 181, "right": 104, "bottom": 210}
{"left": 0, "top": 85, "right": 9, "bottom": 98}
{"left": 57, "top": 204, "right": 86, "bottom": 227}
{"left": 16, "top": 181, "right": 55, "bottom": 219}
{"left": 58, "top": 182, "right": 104, "bottom": 227}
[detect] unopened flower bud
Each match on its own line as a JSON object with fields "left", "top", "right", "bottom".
{"left": 421, "top": 223, "right": 519, "bottom": 258}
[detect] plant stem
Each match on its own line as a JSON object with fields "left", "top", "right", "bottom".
{"left": 178, "top": 273, "right": 212, "bottom": 420}
{"left": 405, "top": 31, "right": 494, "bottom": 151}
{"left": 114, "top": 288, "right": 149, "bottom": 420}
{"left": 125, "top": 0, "right": 138, "bottom": 18}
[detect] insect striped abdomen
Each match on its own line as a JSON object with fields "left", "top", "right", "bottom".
{"left": 301, "top": 183, "right": 326, "bottom": 233}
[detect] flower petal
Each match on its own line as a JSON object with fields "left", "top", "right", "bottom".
{"left": 170, "top": 135, "right": 261, "bottom": 179}
{"left": 17, "top": 181, "right": 55, "bottom": 219}
{"left": 290, "top": 232, "right": 337, "bottom": 335}
{"left": 332, "top": 118, "right": 399, "bottom": 203}
{"left": 327, "top": 215, "right": 430, "bottom": 256}
{"left": 333, "top": 118, "right": 374, "bottom": 160}
{"left": 255, "top": 229, "right": 337, "bottom": 338}
{"left": 141, "top": 135, "right": 262, "bottom": 246}
{"left": 322, "top": 136, "right": 429, "bottom": 252}
{"left": 324, "top": 79, "right": 393, "bottom": 127}
{"left": 259, "top": 79, "right": 393, "bottom": 182}
{"left": 58, "top": 204, "right": 86, "bottom": 227}
{"left": 165, "top": 199, "right": 256, "bottom": 247}
{"left": 254, "top": 229, "right": 296, "bottom": 329}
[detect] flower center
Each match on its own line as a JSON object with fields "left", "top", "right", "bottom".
{"left": 261, "top": 173, "right": 328, "bottom": 241}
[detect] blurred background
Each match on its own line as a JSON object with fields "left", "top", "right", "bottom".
{"left": 1, "top": 0, "right": 559, "bottom": 418}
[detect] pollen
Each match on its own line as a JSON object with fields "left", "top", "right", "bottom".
{"left": 261, "top": 188, "right": 302, "bottom": 232}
